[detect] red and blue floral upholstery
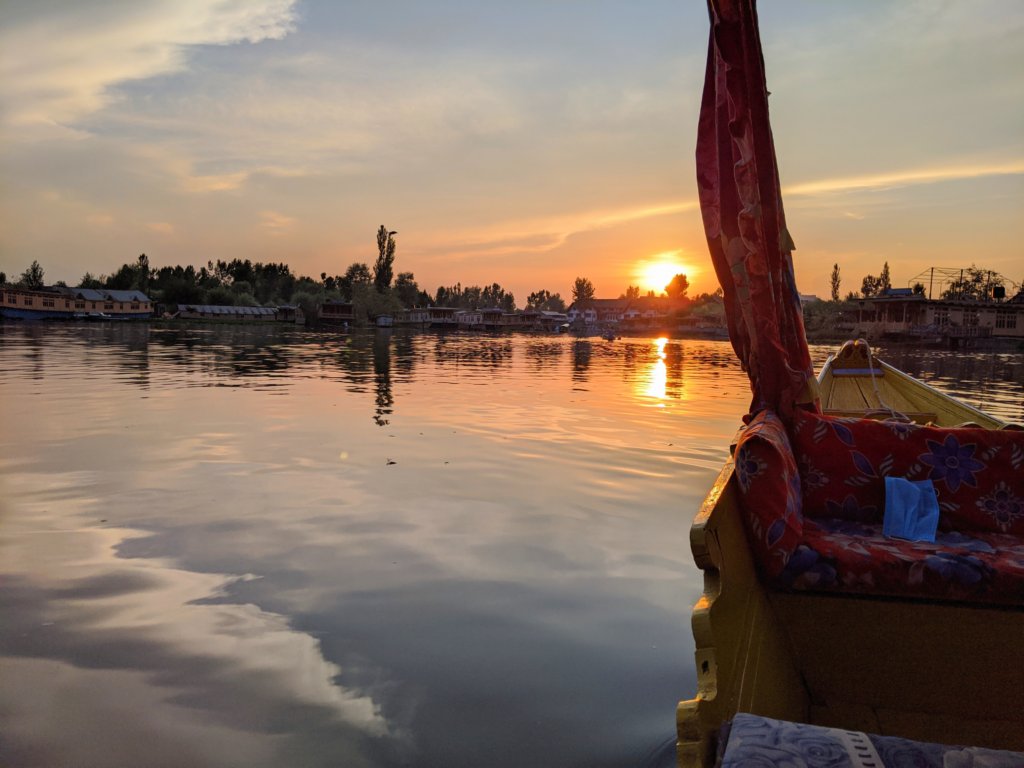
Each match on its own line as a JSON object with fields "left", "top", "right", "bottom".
{"left": 731, "top": 409, "right": 1024, "bottom": 604}
{"left": 732, "top": 410, "right": 804, "bottom": 579}
{"left": 790, "top": 410, "right": 1024, "bottom": 534}
{"left": 791, "top": 519, "right": 1024, "bottom": 603}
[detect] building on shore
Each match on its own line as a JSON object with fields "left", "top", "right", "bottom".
{"left": 567, "top": 296, "right": 690, "bottom": 330}
{"left": 1, "top": 285, "right": 153, "bottom": 320}
{"left": 845, "top": 291, "right": 1024, "bottom": 341}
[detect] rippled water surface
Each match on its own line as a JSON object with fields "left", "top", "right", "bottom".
{"left": 1, "top": 324, "right": 1021, "bottom": 768}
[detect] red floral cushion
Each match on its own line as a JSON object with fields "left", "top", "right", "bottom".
{"left": 789, "top": 411, "right": 1024, "bottom": 535}
{"left": 788, "top": 518, "right": 1024, "bottom": 604}
{"left": 733, "top": 410, "right": 804, "bottom": 578}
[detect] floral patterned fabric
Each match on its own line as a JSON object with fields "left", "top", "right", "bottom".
{"left": 719, "top": 713, "right": 1024, "bottom": 768}
{"left": 790, "top": 411, "right": 1024, "bottom": 536}
{"left": 731, "top": 409, "right": 1024, "bottom": 604}
{"left": 696, "top": 0, "right": 818, "bottom": 419}
{"left": 733, "top": 410, "right": 804, "bottom": 579}
{"left": 786, "top": 518, "right": 1024, "bottom": 604}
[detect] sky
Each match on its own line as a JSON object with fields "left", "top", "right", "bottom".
{"left": 1, "top": 0, "right": 1022, "bottom": 302}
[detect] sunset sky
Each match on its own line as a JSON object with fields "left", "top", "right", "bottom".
{"left": 1, "top": 1, "right": 1022, "bottom": 302}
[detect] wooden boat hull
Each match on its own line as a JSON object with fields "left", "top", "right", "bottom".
{"left": 676, "top": 343, "right": 1022, "bottom": 767}
{"left": 677, "top": 462, "right": 1024, "bottom": 766}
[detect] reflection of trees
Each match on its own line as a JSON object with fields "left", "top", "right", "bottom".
{"left": 391, "top": 329, "right": 416, "bottom": 381}
{"left": 372, "top": 330, "right": 393, "bottom": 427}
{"left": 523, "top": 341, "right": 564, "bottom": 373}
{"left": 434, "top": 333, "right": 513, "bottom": 370}
{"left": 151, "top": 324, "right": 300, "bottom": 383}
{"left": 6, "top": 322, "right": 155, "bottom": 387}
{"left": 571, "top": 340, "right": 592, "bottom": 383}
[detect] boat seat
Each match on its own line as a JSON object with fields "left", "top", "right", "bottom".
{"left": 733, "top": 409, "right": 1024, "bottom": 605}
{"left": 717, "top": 713, "right": 1024, "bottom": 768}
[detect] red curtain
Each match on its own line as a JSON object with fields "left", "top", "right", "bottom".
{"left": 696, "top": 0, "right": 818, "bottom": 419}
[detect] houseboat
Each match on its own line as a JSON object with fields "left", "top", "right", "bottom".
{"left": 176, "top": 304, "right": 278, "bottom": 322}
{"left": 847, "top": 292, "right": 1024, "bottom": 342}
{"left": 1, "top": 285, "right": 153, "bottom": 320}
{"left": 319, "top": 300, "right": 354, "bottom": 327}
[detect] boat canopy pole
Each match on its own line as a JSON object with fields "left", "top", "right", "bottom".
{"left": 696, "top": 0, "right": 819, "bottom": 420}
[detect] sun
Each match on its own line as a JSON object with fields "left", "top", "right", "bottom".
{"left": 636, "top": 254, "right": 692, "bottom": 294}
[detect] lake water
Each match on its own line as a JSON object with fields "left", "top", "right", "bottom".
{"left": 1, "top": 324, "right": 1021, "bottom": 768}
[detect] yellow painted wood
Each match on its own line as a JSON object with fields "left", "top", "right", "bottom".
{"left": 818, "top": 344, "right": 1005, "bottom": 428}
{"left": 677, "top": 463, "right": 807, "bottom": 767}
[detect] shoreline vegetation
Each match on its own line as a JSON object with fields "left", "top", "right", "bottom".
{"left": 3, "top": 251, "right": 1021, "bottom": 350}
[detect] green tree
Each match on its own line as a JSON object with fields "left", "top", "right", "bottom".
{"left": 19, "top": 260, "right": 45, "bottom": 289}
{"left": 78, "top": 272, "right": 104, "bottom": 288}
{"left": 137, "top": 253, "right": 150, "bottom": 293}
{"left": 665, "top": 273, "right": 689, "bottom": 298}
{"left": 340, "top": 262, "right": 372, "bottom": 301}
{"left": 374, "top": 225, "right": 397, "bottom": 293}
{"left": 830, "top": 263, "right": 841, "bottom": 302}
{"left": 622, "top": 285, "right": 641, "bottom": 300}
{"left": 106, "top": 263, "right": 137, "bottom": 290}
{"left": 941, "top": 266, "right": 1004, "bottom": 301}
{"left": 571, "top": 277, "right": 595, "bottom": 308}
{"left": 879, "top": 262, "right": 891, "bottom": 291}
{"left": 0, "top": 271, "right": 7, "bottom": 284}
{"left": 292, "top": 290, "right": 320, "bottom": 323}
{"left": 527, "top": 289, "right": 566, "bottom": 312}
{"left": 205, "top": 286, "right": 236, "bottom": 306}
{"left": 912, "top": 282, "right": 926, "bottom": 296}
{"left": 861, "top": 274, "right": 881, "bottom": 298}
{"left": 394, "top": 272, "right": 420, "bottom": 307}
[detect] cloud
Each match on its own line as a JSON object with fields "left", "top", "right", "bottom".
{"left": 0, "top": 0, "right": 299, "bottom": 132}
{"left": 184, "top": 171, "right": 251, "bottom": 193}
{"left": 417, "top": 198, "right": 699, "bottom": 262}
{"left": 147, "top": 222, "right": 175, "bottom": 235}
{"left": 784, "top": 161, "right": 1024, "bottom": 197}
{"left": 260, "top": 210, "right": 296, "bottom": 234}
{"left": 85, "top": 212, "right": 116, "bottom": 228}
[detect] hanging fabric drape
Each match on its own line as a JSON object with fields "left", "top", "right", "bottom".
{"left": 696, "top": 0, "right": 818, "bottom": 420}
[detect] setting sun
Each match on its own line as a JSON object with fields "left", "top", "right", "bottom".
{"left": 636, "top": 253, "right": 694, "bottom": 294}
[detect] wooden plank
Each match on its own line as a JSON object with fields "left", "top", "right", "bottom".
{"left": 769, "top": 591, "right": 1024, "bottom": 751}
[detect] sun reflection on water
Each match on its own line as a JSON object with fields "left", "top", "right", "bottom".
{"left": 642, "top": 337, "right": 669, "bottom": 402}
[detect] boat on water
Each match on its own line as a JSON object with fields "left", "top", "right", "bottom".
{"left": 676, "top": 2, "right": 1024, "bottom": 765}
{"left": 818, "top": 339, "right": 1006, "bottom": 429}
{"left": 676, "top": 343, "right": 1023, "bottom": 766}
{"left": 1, "top": 285, "right": 153, "bottom": 321}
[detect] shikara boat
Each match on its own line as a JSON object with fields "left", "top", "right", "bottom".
{"left": 677, "top": 1, "right": 1024, "bottom": 765}
{"left": 818, "top": 339, "right": 1006, "bottom": 429}
{"left": 676, "top": 344, "right": 1024, "bottom": 767}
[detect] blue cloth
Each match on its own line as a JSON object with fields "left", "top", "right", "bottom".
{"left": 884, "top": 477, "right": 940, "bottom": 542}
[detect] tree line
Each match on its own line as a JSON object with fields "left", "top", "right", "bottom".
{"left": 2, "top": 226, "right": 574, "bottom": 325}
{"left": 827, "top": 261, "right": 1008, "bottom": 302}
